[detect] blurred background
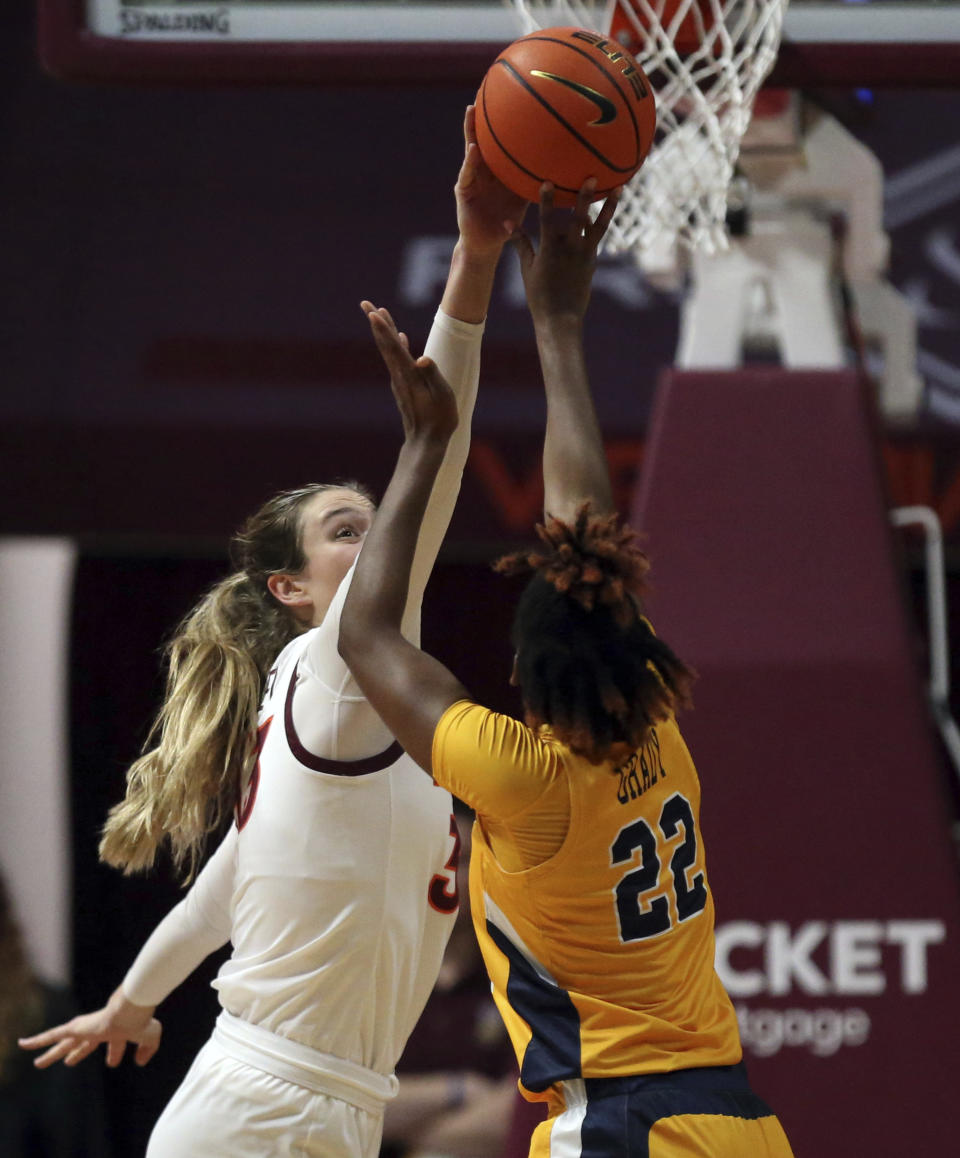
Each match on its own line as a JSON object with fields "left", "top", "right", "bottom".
{"left": 2, "top": 1, "right": 960, "bottom": 1155}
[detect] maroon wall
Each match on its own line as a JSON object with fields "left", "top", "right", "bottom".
{"left": 4, "top": 3, "right": 960, "bottom": 550}
{"left": 632, "top": 368, "right": 960, "bottom": 1156}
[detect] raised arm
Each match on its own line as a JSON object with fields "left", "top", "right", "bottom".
{"left": 398, "top": 105, "right": 527, "bottom": 631}
{"left": 338, "top": 183, "right": 621, "bottom": 773}
{"left": 300, "top": 109, "right": 524, "bottom": 748}
{"left": 512, "top": 181, "right": 620, "bottom": 521}
{"left": 339, "top": 314, "right": 470, "bottom": 773}
{"left": 290, "top": 111, "right": 525, "bottom": 763}
{"left": 439, "top": 105, "right": 527, "bottom": 326}
{"left": 372, "top": 103, "right": 527, "bottom": 624}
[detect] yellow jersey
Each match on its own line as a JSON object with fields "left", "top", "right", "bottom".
{"left": 431, "top": 700, "right": 741, "bottom": 1102}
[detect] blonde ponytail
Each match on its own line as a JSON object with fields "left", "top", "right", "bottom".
{"left": 99, "top": 572, "right": 293, "bottom": 880}
{"left": 98, "top": 482, "right": 369, "bottom": 882}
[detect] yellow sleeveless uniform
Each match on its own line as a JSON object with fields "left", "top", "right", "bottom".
{"left": 432, "top": 700, "right": 794, "bottom": 1158}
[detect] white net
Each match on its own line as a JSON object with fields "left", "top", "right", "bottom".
{"left": 509, "top": 0, "right": 790, "bottom": 258}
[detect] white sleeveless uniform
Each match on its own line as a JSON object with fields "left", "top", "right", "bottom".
{"left": 119, "top": 310, "right": 480, "bottom": 1157}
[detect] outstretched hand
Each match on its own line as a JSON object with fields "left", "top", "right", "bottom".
{"left": 18, "top": 985, "right": 161, "bottom": 1069}
{"left": 454, "top": 105, "right": 529, "bottom": 255}
{"left": 362, "top": 302, "right": 458, "bottom": 447}
{"left": 511, "top": 180, "right": 620, "bottom": 324}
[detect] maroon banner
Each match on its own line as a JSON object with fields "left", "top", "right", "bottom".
{"left": 631, "top": 369, "right": 960, "bottom": 1157}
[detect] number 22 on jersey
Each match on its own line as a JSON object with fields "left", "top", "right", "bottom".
{"left": 611, "top": 791, "right": 708, "bottom": 942}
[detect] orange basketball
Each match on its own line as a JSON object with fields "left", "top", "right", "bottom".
{"left": 475, "top": 26, "right": 656, "bottom": 207}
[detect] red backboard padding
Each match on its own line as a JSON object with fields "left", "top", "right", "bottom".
{"left": 631, "top": 368, "right": 960, "bottom": 1158}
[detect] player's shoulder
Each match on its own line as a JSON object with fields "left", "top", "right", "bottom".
{"left": 439, "top": 699, "right": 522, "bottom": 740}
{"left": 439, "top": 700, "right": 559, "bottom": 770}
{"left": 276, "top": 628, "right": 316, "bottom": 666}
{"left": 261, "top": 630, "right": 316, "bottom": 710}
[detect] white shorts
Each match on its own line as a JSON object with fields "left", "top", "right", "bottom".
{"left": 146, "top": 1011, "right": 398, "bottom": 1158}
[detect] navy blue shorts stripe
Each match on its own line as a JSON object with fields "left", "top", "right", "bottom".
{"left": 484, "top": 918, "right": 582, "bottom": 1091}
{"left": 579, "top": 1063, "right": 774, "bottom": 1157}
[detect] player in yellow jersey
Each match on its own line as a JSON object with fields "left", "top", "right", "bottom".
{"left": 340, "top": 181, "right": 795, "bottom": 1158}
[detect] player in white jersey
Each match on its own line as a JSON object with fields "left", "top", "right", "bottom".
{"left": 19, "top": 109, "right": 527, "bottom": 1158}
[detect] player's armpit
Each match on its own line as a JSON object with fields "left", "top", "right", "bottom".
{"left": 345, "top": 634, "right": 468, "bottom": 775}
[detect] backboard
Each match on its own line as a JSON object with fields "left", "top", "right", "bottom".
{"left": 38, "top": 1, "right": 960, "bottom": 87}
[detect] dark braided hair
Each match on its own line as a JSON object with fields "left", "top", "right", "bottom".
{"left": 494, "top": 505, "right": 694, "bottom": 764}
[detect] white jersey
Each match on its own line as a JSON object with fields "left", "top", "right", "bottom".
{"left": 123, "top": 308, "right": 478, "bottom": 1078}
{"left": 212, "top": 626, "right": 457, "bottom": 1072}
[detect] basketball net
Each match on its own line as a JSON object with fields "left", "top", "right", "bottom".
{"left": 509, "top": 1, "right": 790, "bottom": 259}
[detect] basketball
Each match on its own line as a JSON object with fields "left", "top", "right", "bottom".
{"left": 475, "top": 26, "right": 657, "bottom": 207}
